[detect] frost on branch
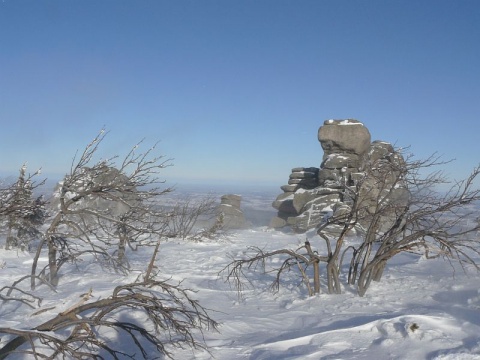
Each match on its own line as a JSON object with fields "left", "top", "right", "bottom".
{"left": 31, "top": 130, "right": 174, "bottom": 288}
{"left": 0, "top": 243, "right": 218, "bottom": 359}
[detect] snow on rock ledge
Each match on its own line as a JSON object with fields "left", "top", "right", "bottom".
{"left": 270, "top": 119, "right": 407, "bottom": 233}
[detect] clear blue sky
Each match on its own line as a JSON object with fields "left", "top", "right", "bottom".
{"left": 1, "top": 0, "right": 479, "bottom": 188}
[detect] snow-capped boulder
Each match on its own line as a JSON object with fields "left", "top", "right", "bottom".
{"left": 321, "top": 153, "right": 361, "bottom": 170}
{"left": 292, "top": 188, "right": 341, "bottom": 214}
{"left": 368, "top": 140, "right": 395, "bottom": 163}
{"left": 287, "top": 195, "right": 341, "bottom": 232}
{"left": 318, "top": 119, "right": 371, "bottom": 156}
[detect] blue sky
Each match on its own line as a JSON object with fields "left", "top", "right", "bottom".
{"left": 1, "top": 1, "right": 479, "bottom": 189}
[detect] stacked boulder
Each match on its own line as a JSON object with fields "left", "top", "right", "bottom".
{"left": 318, "top": 119, "right": 371, "bottom": 188}
{"left": 270, "top": 167, "right": 319, "bottom": 228}
{"left": 270, "top": 119, "right": 408, "bottom": 233}
{"left": 217, "top": 194, "right": 247, "bottom": 229}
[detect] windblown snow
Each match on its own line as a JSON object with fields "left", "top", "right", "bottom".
{"left": 1, "top": 191, "right": 480, "bottom": 359}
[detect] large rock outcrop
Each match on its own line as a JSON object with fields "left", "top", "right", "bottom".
{"left": 270, "top": 119, "right": 408, "bottom": 233}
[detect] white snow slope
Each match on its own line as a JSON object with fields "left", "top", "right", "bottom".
{"left": 1, "top": 193, "right": 480, "bottom": 360}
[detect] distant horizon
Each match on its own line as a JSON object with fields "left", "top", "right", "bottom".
{"left": 0, "top": 170, "right": 282, "bottom": 198}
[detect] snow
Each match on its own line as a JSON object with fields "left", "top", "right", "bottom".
{"left": 325, "top": 119, "right": 364, "bottom": 126}
{"left": 327, "top": 154, "right": 349, "bottom": 160}
{"left": 338, "top": 120, "right": 363, "bottom": 126}
{"left": 1, "top": 192, "right": 480, "bottom": 359}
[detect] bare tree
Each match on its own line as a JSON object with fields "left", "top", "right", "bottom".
{"left": 346, "top": 154, "right": 480, "bottom": 296}
{"left": 224, "top": 150, "right": 480, "bottom": 297}
{"left": 0, "top": 241, "right": 218, "bottom": 360}
{"left": 224, "top": 241, "right": 326, "bottom": 297}
{"left": 0, "top": 131, "right": 225, "bottom": 359}
{"left": 31, "top": 130, "right": 173, "bottom": 288}
{"left": 166, "top": 195, "right": 224, "bottom": 241}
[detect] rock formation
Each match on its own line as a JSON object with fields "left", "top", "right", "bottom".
{"left": 49, "top": 164, "right": 140, "bottom": 219}
{"left": 218, "top": 194, "right": 247, "bottom": 229}
{"left": 318, "top": 119, "right": 371, "bottom": 188}
{"left": 270, "top": 119, "right": 408, "bottom": 233}
{"left": 270, "top": 167, "right": 318, "bottom": 228}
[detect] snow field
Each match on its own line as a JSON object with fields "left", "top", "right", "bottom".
{"left": 1, "top": 193, "right": 480, "bottom": 359}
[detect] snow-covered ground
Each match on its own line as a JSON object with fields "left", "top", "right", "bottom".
{"left": 1, "top": 191, "right": 480, "bottom": 359}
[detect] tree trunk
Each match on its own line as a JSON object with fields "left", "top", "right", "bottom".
{"left": 357, "top": 264, "right": 376, "bottom": 297}
{"left": 357, "top": 272, "right": 370, "bottom": 297}
{"left": 33, "top": 213, "right": 62, "bottom": 289}
{"left": 118, "top": 226, "right": 127, "bottom": 264}
{"left": 358, "top": 257, "right": 388, "bottom": 296}
{"left": 30, "top": 237, "right": 45, "bottom": 290}
{"left": 48, "top": 236, "right": 58, "bottom": 287}
{"left": 0, "top": 335, "right": 27, "bottom": 360}
{"left": 372, "top": 260, "right": 387, "bottom": 282}
{"left": 305, "top": 241, "right": 321, "bottom": 295}
{"left": 326, "top": 260, "right": 341, "bottom": 294}
{"left": 313, "top": 260, "right": 320, "bottom": 294}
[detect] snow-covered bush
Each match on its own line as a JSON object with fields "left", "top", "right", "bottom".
{"left": 0, "top": 165, "right": 46, "bottom": 251}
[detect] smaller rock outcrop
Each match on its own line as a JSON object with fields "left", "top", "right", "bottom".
{"left": 217, "top": 194, "right": 247, "bottom": 229}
